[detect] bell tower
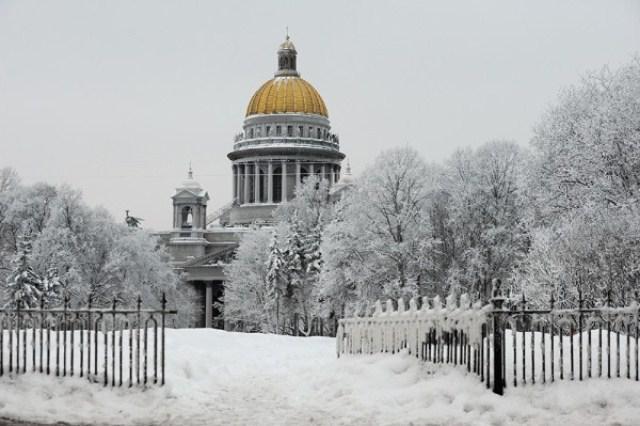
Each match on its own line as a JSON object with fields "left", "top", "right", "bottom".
{"left": 171, "top": 165, "right": 209, "bottom": 233}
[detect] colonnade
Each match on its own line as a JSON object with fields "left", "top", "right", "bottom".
{"left": 232, "top": 159, "right": 341, "bottom": 205}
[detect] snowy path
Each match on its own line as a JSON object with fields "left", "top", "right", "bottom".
{"left": 1, "top": 329, "right": 640, "bottom": 425}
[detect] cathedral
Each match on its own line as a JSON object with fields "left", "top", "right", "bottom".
{"left": 158, "top": 36, "right": 350, "bottom": 327}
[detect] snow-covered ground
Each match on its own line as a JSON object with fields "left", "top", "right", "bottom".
{"left": 1, "top": 329, "right": 640, "bottom": 425}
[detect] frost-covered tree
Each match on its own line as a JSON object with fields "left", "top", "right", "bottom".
{"left": 442, "top": 141, "right": 532, "bottom": 300}
{"left": 0, "top": 175, "right": 193, "bottom": 325}
{"left": 0, "top": 167, "right": 20, "bottom": 194}
{"left": 520, "top": 206, "right": 640, "bottom": 308}
{"left": 224, "top": 227, "right": 272, "bottom": 329}
{"left": 523, "top": 58, "right": 640, "bottom": 306}
{"left": 4, "top": 237, "right": 62, "bottom": 308}
{"left": 531, "top": 59, "right": 640, "bottom": 218}
{"left": 270, "top": 175, "right": 332, "bottom": 332}
{"left": 320, "top": 147, "right": 439, "bottom": 312}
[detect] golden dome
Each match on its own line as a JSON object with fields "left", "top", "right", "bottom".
{"left": 246, "top": 77, "right": 328, "bottom": 118}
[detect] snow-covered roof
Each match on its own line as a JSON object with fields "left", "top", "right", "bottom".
{"left": 175, "top": 165, "right": 206, "bottom": 196}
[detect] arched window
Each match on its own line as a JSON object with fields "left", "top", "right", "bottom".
{"left": 181, "top": 206, "right": 192, "bottom": 229}
{"left": 300, "top": 167, "right": 309, "bottom": 183}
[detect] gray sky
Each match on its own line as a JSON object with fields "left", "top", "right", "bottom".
{"left": 1, "top": 0, "right": 638, "bottom": 229}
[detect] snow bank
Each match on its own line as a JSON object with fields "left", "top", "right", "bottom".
{"left": 0, "top": 329, "right": 639, "bottom": 425}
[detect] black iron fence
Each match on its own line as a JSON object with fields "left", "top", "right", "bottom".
{"left": 337, "top": 284, "right": 640, "bottom": 395}
{"left": 0, "top": 294, "right": 177, "bottom": 387}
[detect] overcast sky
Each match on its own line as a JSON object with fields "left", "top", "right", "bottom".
{"left": 1, "top": 0, "right": 639, "bottom": 229}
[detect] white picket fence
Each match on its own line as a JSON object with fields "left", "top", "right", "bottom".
{"left": 336, "top": 294, "right": 491, "bottom": 357}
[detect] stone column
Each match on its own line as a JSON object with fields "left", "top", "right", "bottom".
{"left": 193, "top": 206, "right": 200, "bottom": 230}
{"left": 232, "top": 165, "right": 237, "bottom": 203}
{"left": 267, "top": 161, "right": 274, "bottom": 203}
{"left": 244, "top": 163, "right": 250, "bottom": 205}
{"left": 330, "top": 164, "right": 336, "bottom": 186}
{"left": 295, "top": 160, "right": 301, "bottom": 189}
{"left": 236, "top": 164, "right": 242, "bottom": 204}
{"left": 281, "top": 160, "right": 288, "bottom": 202}
{"left": 254, "top": 161, "right": 260, "bottom": 203}
{"left": 205, "top": 282, "right": 213, "bottom": 328}
{"left": 321, "top": 163, "right": 327, "bottom": 182}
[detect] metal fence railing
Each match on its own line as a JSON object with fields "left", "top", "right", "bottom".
{"left": 0, "top": 294, "right": 177, "bottom": 387}
{"left": 337, "top": 282, "right": 640, "bottom": 395}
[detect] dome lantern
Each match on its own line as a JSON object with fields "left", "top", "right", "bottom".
{"left": 276, "top": 34, "right": 299, "bottom": 77}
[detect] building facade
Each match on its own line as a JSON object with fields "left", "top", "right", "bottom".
{"left": 159, "top": 37, "right": 347, "bottom": 327}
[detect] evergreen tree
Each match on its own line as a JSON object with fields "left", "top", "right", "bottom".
{"left": 4, "top": 237, "right": 56, "bottom": 308}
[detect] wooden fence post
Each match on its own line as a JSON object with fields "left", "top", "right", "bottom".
{"left": 491, "top": 279, "right": 506, "bottom": 396}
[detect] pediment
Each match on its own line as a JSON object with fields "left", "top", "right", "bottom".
{"left": 172, "top": 189, "right": 210, "bottom": 201}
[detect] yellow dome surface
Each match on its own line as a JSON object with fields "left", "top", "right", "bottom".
{"left": 246, "top": 77, "right": 328, "bottom": 118}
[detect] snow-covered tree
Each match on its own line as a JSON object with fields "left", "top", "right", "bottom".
{"left": 226, "top": 175, "right": 333, "bottom": 332}
{"left": 4, "top": 237, "right": 62, "bottom": 308}
{"left": 320, "top": 147, "right": 439, "bottom": 312}
{"left": 0, "top": 167, "right": 20, "bottom": 194}
{"left": 270, "top": 175, "right": 332, "bottom": 332}
{"left": 0, "top": 175, "right": 193, "bottom": 325}
{"left": 442, "top": 141, "right": 532, "bottom": 300}
{"left": 523, "top": 58, "right": 640, "bottom": 306}
{"left": 531, "top": 59, "right": 640, "bottom": 218}
{"left": 224, "top": 227, "right": 272, "bottom": 330}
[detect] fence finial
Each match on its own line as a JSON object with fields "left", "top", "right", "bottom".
{"left": 460, "top": 293, "right": 470, "bottom": 309}
{"left": 409, "top": 297, "right": 417, "bottom": 313}
{"left": 432, "top": 295, "right": 442, "bottom": 310}
{"left": 161, "top": 293, "right": 167, "bottom": 312}
{"left": 421, "top": 296, "right": 429, "bottom": 312}
{"left": 373, "top": 300, "right": 383, "bottom": 317}
{"left": 397, "top": 298, "right": 405, "bottom": 314}
{"left": 386, "top": 299, "right": 394, "bottom": 315}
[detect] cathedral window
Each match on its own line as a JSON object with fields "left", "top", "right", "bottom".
{"left": 287, "top": 126, "right": 293, "bottom": 137}
{"left": 266, "top": 126, "right": 270, "bottom": 136}
{"left": 317, "top": 128, "right": 321, "bottom": 139}
{"left": 276, "top": 126, "right": 282, "bottom": 136}
{"left": 256, "top": 127, "right": 261, "bottom": 137}
{"left": 249, "top": 128, "right": 254, "bottom": 138}
{"left": 298, "top": 126, "right": 304, "bottom": 137}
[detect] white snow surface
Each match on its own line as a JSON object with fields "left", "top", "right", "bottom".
{"left": 1, "top": 329, "right": 640, "bottom": 425}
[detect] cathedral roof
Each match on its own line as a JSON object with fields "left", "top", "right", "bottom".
{"left": 175, "top": 165, "right": 206, "bottom": 197}
{"left": 246, "top": 77, "right": 328, "bottom": 117}
{"left": 245, "top": 36, "right": 328, "bottom": 118}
